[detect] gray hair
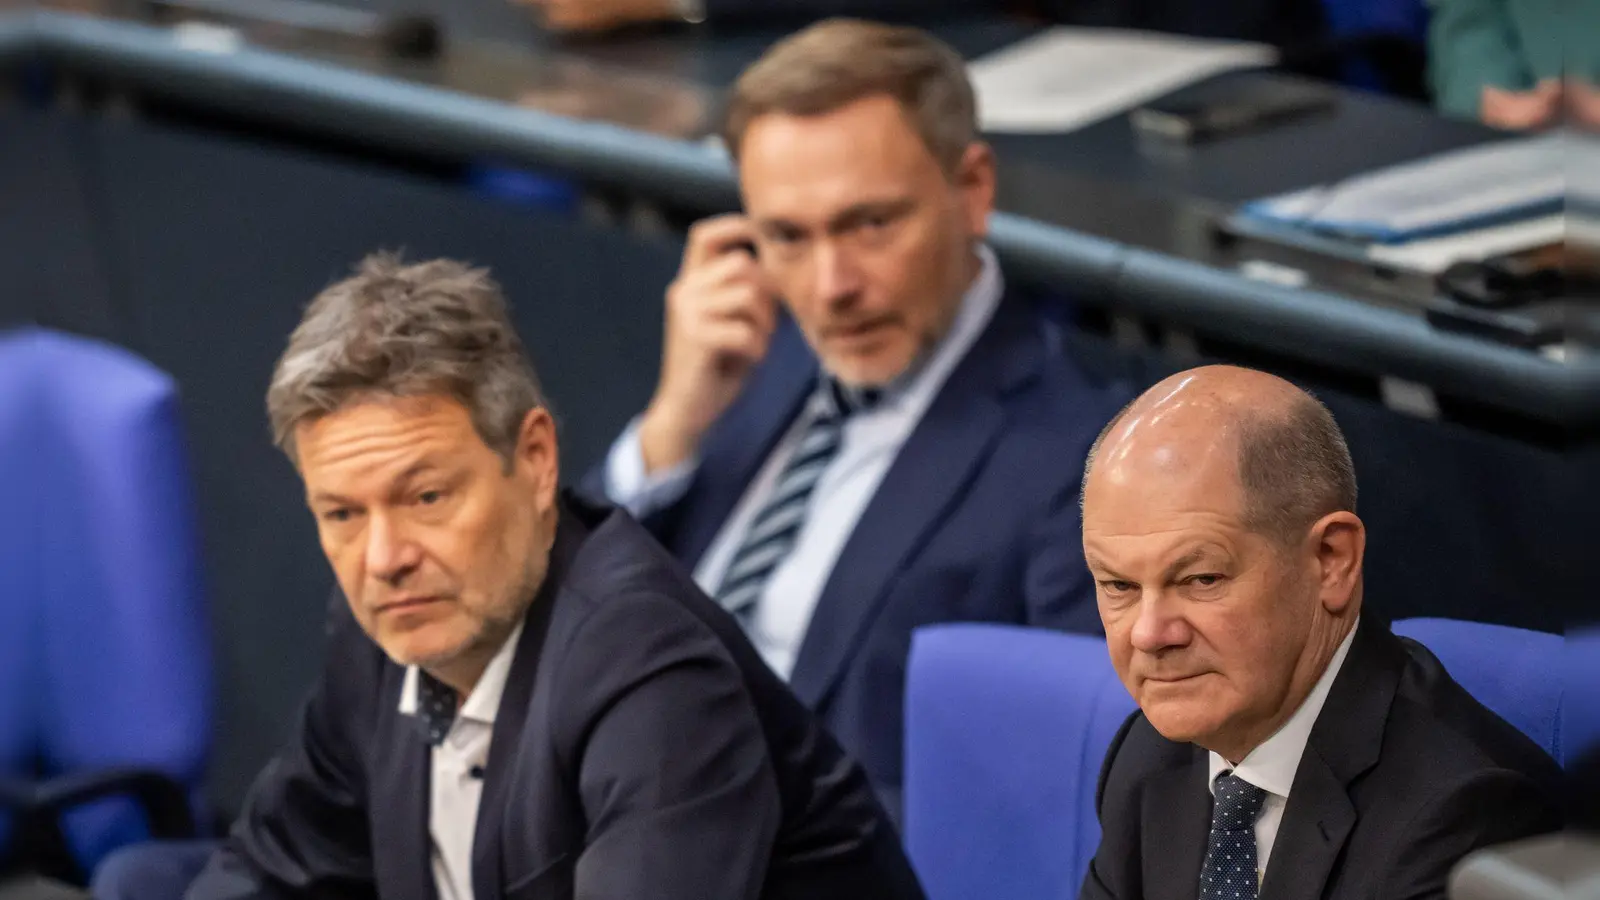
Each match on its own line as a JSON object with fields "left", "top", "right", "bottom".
{"left": 1084, "top": 390, "right": 1358, "bottom": 545}
{"left": 266, "top": 252, "right": 545, "bottom": 467}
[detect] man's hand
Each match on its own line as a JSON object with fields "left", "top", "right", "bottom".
{"left": 1566, "top": 78, "right": 1600, "bottom": 130}
{"left": 1481, "top": 80, "right": 1563, "bottom": 130}
{"left": 637, "top": 215, "right": 777, "bottom": 474}
{"left": 514, "top": 0, "right": 681, "bottom": 32}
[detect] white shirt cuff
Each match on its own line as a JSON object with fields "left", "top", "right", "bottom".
{"left": 603, "top": 416, "right": 697, "bottom": 519}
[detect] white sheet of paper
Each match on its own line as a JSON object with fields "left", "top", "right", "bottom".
{"left": 1250, "top": 133, "right": 1571, "bottom": 239}
{"left": 967, "top": 28, "right": 1278, "bottom": 134}
{"left": 1365, "top": 214, "right": 1565, "bottom": 274}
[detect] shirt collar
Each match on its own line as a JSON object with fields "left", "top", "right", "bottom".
{"left": 1208, "top": 617, "right": 1360, "bottom": 799}
{"left": 398, "top": 619, "right": 525, "bottom": 727}
{"left": 821, "top": 242, "right": 1003, "bottom": 411}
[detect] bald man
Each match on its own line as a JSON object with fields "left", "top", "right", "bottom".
{"left": 1077, "top": 366, "right": 1562, "bottom": 900}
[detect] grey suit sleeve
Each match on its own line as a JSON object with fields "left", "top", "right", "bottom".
{"left": 555, "top": 593, "right": 782, "bottom": 900}
{"left": 1380, "top": 769, "right": 1562, "bottom": 900}
{"left": 186, "top": 609, "right": 378, "bottom": 900}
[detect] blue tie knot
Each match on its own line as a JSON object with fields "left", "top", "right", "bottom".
{"left": 1212, "top": 771, "right": 1267, "bottom": 833}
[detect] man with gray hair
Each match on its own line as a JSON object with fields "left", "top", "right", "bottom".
{"left": 1077, "top": 365, "right": 1561, "bottom": 900}
{"left": 92, "top": 253, "right": 927, "bottom": 900}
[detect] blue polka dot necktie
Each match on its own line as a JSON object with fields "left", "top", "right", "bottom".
{"left": 713, "top": 379, "right": 878, "bottom": 622}
{"left": 416, "top": 670, "right": 458, "bottom": 746}
{"left": 1201, "top": 771, "right": 1268, "bottom": 900}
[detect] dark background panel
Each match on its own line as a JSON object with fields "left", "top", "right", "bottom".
{"left": 1014, "top": 308, "right": 1576, "bottom": 635}
{"left": 83, "top": 115, "right": 677, "bottom": 812}
{"left": 0, "top": 114, "right": 121, "bottom": 337}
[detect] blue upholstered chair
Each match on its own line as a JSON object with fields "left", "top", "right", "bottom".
{"left": 1316, "top": 0, "right": 1430, "bottom": 94}
{"left": 903, "top": 625, "right": 1133, "bottom": 900}
{"left": 0, "top": 328, "right": 211, "bottom": 882}
{"left": 902, "top": 617, "right": 1562, "bottom": 900}
{"left": 1391, "top": 618, "right": 1563, "bottom": 762}
{"left": 1564, "top": 628, "right": 1600, "bottom": 767}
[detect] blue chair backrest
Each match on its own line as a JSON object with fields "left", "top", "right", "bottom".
{"left": 1318, "top": 0, "right": 1430, "bottom": 91}
{"left": 1320, "top": 0, "right": 1429, "bottom": 41}
{"left": 0, "top": 330, "right": 44, "bottom": 857}
{"left": 904, "top": 624, "right": 1134, "bottom": 900}
{"left": 1, "top": 328, "right": 213, "bottom": 873}
{"left": 1564, "top": 628, "right": 1600, "bottom": 766}
{"left": 1392, "top": 617, "right": 1563, "bottom": 763}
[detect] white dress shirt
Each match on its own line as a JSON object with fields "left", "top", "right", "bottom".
{"left": 398, "top": 621, "right": 524, "bottom": 900}
{"left": 1207, "top": 618, "right": 1359, "bottom": 881}
{"left": 604, "top": 245, "right": 1004, "bottom": 678}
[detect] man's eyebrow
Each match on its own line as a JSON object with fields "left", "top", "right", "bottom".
{"left": 1084, "top": 553, "right": 1132, "bottom": 581}
{"left": 1163, "top": 547, "right": 1222, "bottom": 581}
{"left": 307, "top": 461, "right": 441, "bottom": 507}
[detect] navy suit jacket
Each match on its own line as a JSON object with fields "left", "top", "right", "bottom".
{"left": 1081, "top": 617, "right": 1564, "bottom": 900}
{"left": 591, "top": 291, "right": 1130, "bottom": 814}
{"left": 187, "top": 495, "right": 925, "bottom": 900}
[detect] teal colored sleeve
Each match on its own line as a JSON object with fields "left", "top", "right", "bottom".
{"left": 1426, "top": 0, "right": 1534, "bottom": 119}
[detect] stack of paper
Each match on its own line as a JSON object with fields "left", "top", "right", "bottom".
{"left": 967, "top": 27, "right": 1278, "bottom": 134}
{"left": 1240, "top": 132, "right": 1571, "bottom": 244}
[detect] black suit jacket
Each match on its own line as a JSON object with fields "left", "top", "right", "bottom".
{"left": 585, "top": 291, "right": 1129, "bottom": 815}
{"left": 1081, "top": 617, "right": 1563, "bottom": 900}
{"left": 186, "top": 494, "right": 925, "bottom": 900}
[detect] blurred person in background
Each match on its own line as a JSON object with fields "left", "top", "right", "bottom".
{"left": 1428, "top": 0, "right": 1600, "bottom": 128}
{"left": 582, "top": 18, "right": 1130, "bottom": 822}
{"left": 1077, "top": 365, "right": 1563, "bottom": 900}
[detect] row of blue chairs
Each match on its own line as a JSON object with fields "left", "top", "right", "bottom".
{"left": 905, "top": 621, "right": 1596, "bottom": 899}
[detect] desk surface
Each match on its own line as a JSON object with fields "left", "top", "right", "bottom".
{"left": 3, "top": 1, "right": 1594, "bottom": 429}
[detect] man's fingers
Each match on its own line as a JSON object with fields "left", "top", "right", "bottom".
{"left": 684, "top": 215, "right": 759, "bottom": 268}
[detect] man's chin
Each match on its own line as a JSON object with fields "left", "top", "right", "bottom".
{"left": 824, "top": 351, "right": 912, "bottom": 390}
{"left": 1138, "top": 697, "right": 1223, "bottom": 746}
{"left": 378, "top": 626, "right": 473, "bottom": 670}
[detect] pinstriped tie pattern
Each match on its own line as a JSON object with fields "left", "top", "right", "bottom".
{"left": 1201, "top": 771, "right": 1267, "bottom": 900}
{"left": 714, "top": 380, "right": 877, "bottom": 621}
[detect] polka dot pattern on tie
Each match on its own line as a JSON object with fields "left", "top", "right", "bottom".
{"left": 417, "top": 671, "right": 458, "bottom": 746}
{"left": 1200, "top": 770, "right": 1267, "bottom": 900}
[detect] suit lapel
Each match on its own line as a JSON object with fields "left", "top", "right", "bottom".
{"left": 1258, "top": 748, "right": 1355, "bottom": 900}
{"left": 673, "top": 319, "right": 815, "bottom": 570}
{"left": 470, "top": 507, "right": 586, "bottom": 900}
{"left": 1259, "top": 617, "right": 1401, "bottom": 900}
{"left": 1141, "top": 749, "right": 1212, "bottom": 900}
{"left": 787, "top": 296, "right": 1042, "bottom": 707}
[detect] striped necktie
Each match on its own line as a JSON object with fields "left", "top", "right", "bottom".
{"left": 714, "top": 379, "right": 878, "bottom": 620}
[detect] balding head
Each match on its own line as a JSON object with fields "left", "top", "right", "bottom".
{"left": 1080, "top": 365, "right": 1366, "bottom": 763}
{"left": 1085, "top": 365, "right": 1356, "bottom": 546}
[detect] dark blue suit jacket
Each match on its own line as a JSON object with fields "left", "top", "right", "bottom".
{"left": 597, "top": 291, "right": 1130, "bottom": 814}
{"left": 188, "top": 496, "right": 924, "bottom": 900}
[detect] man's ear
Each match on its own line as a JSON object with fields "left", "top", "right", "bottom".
{"left": 1311, "top": 511, "right": 1365, "bottom": 614}
{"left": 514, "top": 407, "right": 560, "bottom": 504}
{"left": 954, "top": 141, "right": 996, "bottom": 239}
